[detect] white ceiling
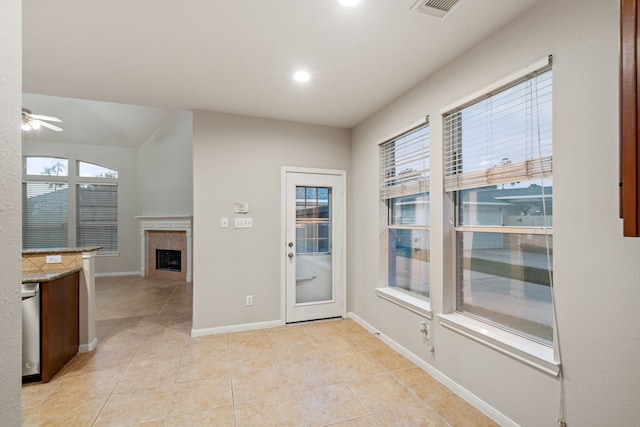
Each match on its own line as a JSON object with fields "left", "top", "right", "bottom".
{"left": 22, "top": 0, "right": 540, "bottom": 146}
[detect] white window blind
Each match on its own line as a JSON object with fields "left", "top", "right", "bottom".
{"left": 22, "top": 182, "right": 69, "bottom": 249}
{"left": 76, "top": 183, "right": 118, "bottom": 253}
{"left": 443, "top": 65, "right": 552, "bottom": 192}
{"left": 380, "top": 120, "right": 430, "bottom": 200}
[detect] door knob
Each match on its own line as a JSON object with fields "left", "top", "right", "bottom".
{"left": 288, "top": 242, "right": 294, "bottom": 248}
{"left": 288, "top": 252, "right": 294, "bottom": 258}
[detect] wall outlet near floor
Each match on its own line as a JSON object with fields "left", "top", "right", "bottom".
{"left": 46, "top": 255, "right": 62, "bottom": 264}
{"left": 246, "top": 295, "right": 253, "bottom": 306}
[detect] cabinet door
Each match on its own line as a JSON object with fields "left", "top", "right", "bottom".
{"left": 41, "top": 271, "right": 79, "bottom": 383}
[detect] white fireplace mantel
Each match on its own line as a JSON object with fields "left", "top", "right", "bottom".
{"left": 136, "top": 216, "right": 192, "bottom": 282}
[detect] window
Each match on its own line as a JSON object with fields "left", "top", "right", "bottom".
{"left": 77, "top": 183, "right": 118, "bottom": 252}
{"left": 443, "top": 62, "right": 553, "bottom": 345}
{"left": 22, "top": 157, "right": 118, "bottom": 254}
{"left": 380, "top": 120, "right": 430, "bottom": 299}
{"left": 22, "top": 182, "right": 69, "bottom": 249}
{"left": 78, "top": 161, "right": 118, "bottom": 178}
{"left": 295, "top": 186, "right": 331, "bottom": 254}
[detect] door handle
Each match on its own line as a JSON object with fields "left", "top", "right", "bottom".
{"left": 288, "top": 252, "right": 294, "bottom": 258}
{"left": 288, "top": 242, "right": 294, "bottom": 248}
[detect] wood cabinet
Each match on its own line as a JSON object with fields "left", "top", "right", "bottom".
{"left": 41, "top": 271, "right": 79, "bottom": 383}
{"left": 620, "top": 0, "right": 640, "bottom": 236}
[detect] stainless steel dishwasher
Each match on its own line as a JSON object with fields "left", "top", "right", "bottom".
{"left": 22, "top": 282, "right": 40, "bottom": 377}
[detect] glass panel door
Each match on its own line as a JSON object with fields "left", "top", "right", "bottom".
{"left": 295, "top": 186, "right": 332, "bottom": 304}
{"left": 285, "top": 170, "right": 344, "bottom": 323}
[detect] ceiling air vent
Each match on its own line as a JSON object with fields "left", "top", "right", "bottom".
{"left": 410, "top": 0, "right": 460, "bottom": 18}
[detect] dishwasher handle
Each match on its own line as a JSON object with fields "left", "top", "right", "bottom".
{"left": 21, "top": 284, "right": 40, "bottom": 300}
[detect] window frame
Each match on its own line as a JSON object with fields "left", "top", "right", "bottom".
{"left": 438, "top": 57, "right": 559, "bottom": 374}
{"left": 22, "top": 156, "right": 119, "bottom": 255}
{"left": 377, "top": 118, "right": 432, "bottom": 317}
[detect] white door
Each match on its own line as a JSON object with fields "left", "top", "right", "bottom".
{"left": 284, "top": 169, "right": 345, "bottom": 323}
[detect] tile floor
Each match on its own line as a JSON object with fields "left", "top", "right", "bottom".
{"left": 22, "top": 276, "right": 497, "bottom": 426}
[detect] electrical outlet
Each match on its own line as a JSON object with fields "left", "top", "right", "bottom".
{"left": 221, "top": 217, "right": 229, "bottom": 228}
{"left": 235, "top": 217, "right": 253, "bottom": 228}
{"left": 246, "top": 295, "right": 253, "bottom": 306}
{"left": 46, "top": 255, "right": 62, "bottom": 264}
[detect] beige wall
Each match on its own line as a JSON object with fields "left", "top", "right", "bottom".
{"left": 349, "top": 0, "right": 639, "bottom": 425}
{"left": 192, "top": 110, "right": 350, "bottom": 331}
{"left": 137, "top": 110, "right": 193, "bottom": 217}
{"left": 0, "top": 0, "right": 22, "bottom": 423}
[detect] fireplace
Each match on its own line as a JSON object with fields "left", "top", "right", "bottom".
{"left": 156, "top": 249, "right": 182, "bottom": 272}
{"left": 137, "top": 216, "right": 192, "bottom": 282}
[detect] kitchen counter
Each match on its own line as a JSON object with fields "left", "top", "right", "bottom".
{"left": 22, "top": 246, "right": 102, "bottom": 255}
{"left": 21, "top": 246, "right": 101, "bottom": 356}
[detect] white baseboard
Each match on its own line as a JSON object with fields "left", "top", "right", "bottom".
{"left": 95, "top": 271, "right": 141, "bottom": 278}
{"left": 191, "top": 319, "right": 283, "bottom": 337}
{"left": 78, "top": 337, "right": 98, "bottom": 353}
{"left": 346, "top": 312, "right": 517, "bottom": 427}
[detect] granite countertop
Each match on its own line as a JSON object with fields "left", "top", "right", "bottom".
{"left": 22, "top": 267, "right": 83, "bottom": 284}
{"left": 22, "top": 246, "right": 102, "bottom": 255}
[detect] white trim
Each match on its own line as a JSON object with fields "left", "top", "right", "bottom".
{"left": 441, "top": 55, "right": 552, "bottom": 114}
{"left": 346, "top": 312, "right": 518, "bottom": 427}
{"left": 78, "top": 338, "right": 97, "bottom": 353}
{"left": 191, "top": 320, "right": 283, "bottom": 337}
{"left": 95, "top": 271, "right": 140, "bottom": 278}
{"left": 281, "top": 167, "right": 347, "bottom": 324}
{"left": 438, "top": 313, "right": 560, "bottom": 376}
{"left": 375, "top": 287, "right": 432, "bottom": 319}
{"left": 377, "top": 116, "right": 429, "bottom": 146}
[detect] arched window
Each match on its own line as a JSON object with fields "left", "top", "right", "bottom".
{"left": 22, "top": 157, "right": 118, "bottom": 253}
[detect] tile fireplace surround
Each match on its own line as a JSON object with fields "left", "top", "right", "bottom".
{"left": 137, "top": 216, "right": 192, "bottom": 282}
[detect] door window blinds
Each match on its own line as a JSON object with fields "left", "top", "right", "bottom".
{"left": 443, "top": 63, "right": 552, "bottom": 192}
{"left": 380, "top": 120, "right": 430, "bottom": 200}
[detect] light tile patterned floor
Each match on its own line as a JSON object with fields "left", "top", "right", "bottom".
{"left": 22, "top": 276, "right": 497, "bottom": 426}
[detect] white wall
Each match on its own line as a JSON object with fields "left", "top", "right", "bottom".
{"left": 137, "top": 110, "right": 193, "bottom": 216}
{"left": 22, "top": 142, "right": 140, "bottom": 275}
{"left": 0, "top": 0, "right": 22, "bottom": 423}
{"left": 192, "top": 110, "right": 350, "bottom": 331}
{"left": 349, "top": 0, "right": 640, "bottom": 425}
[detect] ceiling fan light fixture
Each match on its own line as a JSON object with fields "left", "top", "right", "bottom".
{"left": 21, "top": 122, "right": 32, "bottom": 131}
{"left": 30, "top": 120, "right": 41, "bottom": 130}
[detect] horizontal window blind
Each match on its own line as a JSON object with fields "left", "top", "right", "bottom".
{"left": 443, "top": 67, "right": 552, "bottom": 192}
{"left": 380, "top": 121, "right": 430, "bottom": 199}
{"left": 22, "top": 182, "right": 69, "bottom": 249}
{"left": 76, "top": 183, "right": 118, "bottom": 253}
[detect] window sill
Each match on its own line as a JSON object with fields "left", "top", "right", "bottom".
{"left": 96, "top": 252, "right": 119, "bottom": 257}
{"left": 375, "top": 287, "right": 432, "bottom": 319}
{"left": 438, "top": 313, "right": 560, "bottom": 376}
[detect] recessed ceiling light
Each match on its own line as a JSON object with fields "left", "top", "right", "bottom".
{"left": 293, "top": 71, "right": 311, "bottom": 82}
{"left": 339, "top": 0, "right": 361, "bottom": 6}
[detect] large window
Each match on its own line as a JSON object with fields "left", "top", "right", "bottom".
{"left": 380, "top": 121, "right": 430, "bottom": 299}
{"left": 443, "top": 63, "right": 553, "bottom": 344}
{"left": 22, "top": 157, "right": 118, "bottom": 254}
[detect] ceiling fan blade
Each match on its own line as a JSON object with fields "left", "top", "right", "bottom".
{"left": 38, "top": 121, "right": 63, "bottom": 132}
{"left": 29, "top": 113, "right": 62, "bottom": 123}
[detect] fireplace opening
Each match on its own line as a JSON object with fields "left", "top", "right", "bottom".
{"left": 156, "top": 249, "right": 182, "bottom": 272}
